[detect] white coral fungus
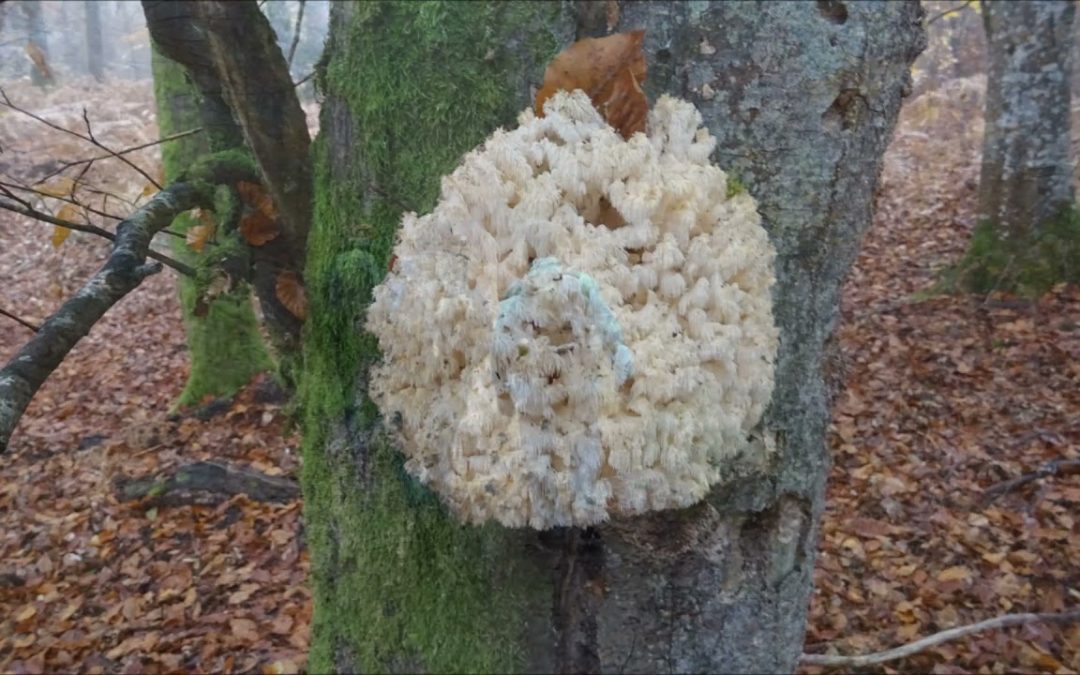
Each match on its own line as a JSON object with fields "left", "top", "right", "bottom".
{"left": 367, "top": 91, "right": 778, "bottom": 529}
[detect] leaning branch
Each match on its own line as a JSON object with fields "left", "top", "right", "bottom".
{"left": 801, "top": 609, "right": 1080, "bottom": 668}
{"left": 0, "top": 181, "right": 210, "bottom": 452}
{"left": 286, "top": 0, "right": 306, "bottom": 69}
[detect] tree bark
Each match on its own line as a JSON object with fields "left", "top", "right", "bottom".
{"left": 143, "top": 0, "right": 309, "bottom": 367}
{"left": 302, "top": 1, "right": 923, "bottom": 672}
{"left": 150, "top": 48, "right": 274, "bottom": 407}
{"left": 978, "top": 0, "right": 1075, "bottom": 237}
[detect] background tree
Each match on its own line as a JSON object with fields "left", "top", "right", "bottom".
{"left": 300, "top": 2, "right": 924, "bottom": 672}
{"left": 957, "top": 0, "right": 1078, "bottom": 293}
{"left": 85, "top": 0, "right": 104, "bottom": 82}
{"left": 150, "top": 49, "right": 274, "bottom": 407}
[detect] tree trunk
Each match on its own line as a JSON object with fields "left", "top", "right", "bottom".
{"left": 85, "top": 0, "right": 104, "bottom": 82}
{"left": 150, "top": 49, "right": 273, "bottom": 407}
{"left": 302, "top": 2, "right": 923, "bottom": 672}
{"left": 22, "top": 1, "right": 51, "bottom": 86}
{"left": 979, "top": 0, "right": 1075, "bottom": 237}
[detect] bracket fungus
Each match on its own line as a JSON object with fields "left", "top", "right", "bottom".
{"left": 367, "top": 90, "right": 778, "bottom": 529}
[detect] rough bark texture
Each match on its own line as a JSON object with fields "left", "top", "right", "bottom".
{"left": 979, "top": 0, "right": 1075, "bottom": 238}
{"left": 303, "top": 1, "right": 923, "bottom": 673}
{"left": 143, "top": 0, "right": 307, "bottom": 368}
{"left": 0, "top": 182, "right": 212, "bottom": 452}
{"left": 151, "top": 49, "right": 273, "bottom": 407}
{"left": 191, "top": 1, "right": 313, "bottom": 266}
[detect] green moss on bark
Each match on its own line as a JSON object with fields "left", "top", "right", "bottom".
{"left": 301, "top": 2, "right": 570, "bottom": 671}
{"left": 943, "top": 205, "right": 1080, "bottom": 296}
{"left": 152, "top": 50, "right": 272, "bottom": 406}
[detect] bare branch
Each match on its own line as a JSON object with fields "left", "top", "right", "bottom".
{"left": 0, "top": 89, "right": 162, "bottom": 190}
{"left": 0, "top": 176, "right": 127, "bottom": 222}
{"left": 35, "top": 127, "right": 204, "bottom": 185}
{"left": 0, "top": 307, "right": 40, "bottom": 333}
{"left": 0, "top": 181, "right": 212, "bottom": 452}
{"left": 293, "top": 70, "right": 315, "bottom": 88}
{"left": 0, "top": 199, "right": 195, "bottom": 277}
{"left": 801, "top": 609, "right": 1080, "bottom": 667}
{"left": 286, "top": 0, "right": 306, "bottom": 69}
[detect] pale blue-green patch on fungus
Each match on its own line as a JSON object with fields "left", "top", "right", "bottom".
{"left": 300, "top": 2, "right": 569, "bottom": 671}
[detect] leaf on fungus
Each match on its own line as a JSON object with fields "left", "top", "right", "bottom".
{"left": 535, "top": 30, "right": 648, "bottom": 139}
{"left": 275, "top": 271, "right": 308, "bottom": 320}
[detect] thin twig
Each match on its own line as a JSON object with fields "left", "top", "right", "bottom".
{"left": 801, "top": 609, "right": 1080, "bottom": 667}
{"left": 0, "top": 89, "right": 161, "bottom": 190}
{"left": 293, "top": 70, "right": 315, "bottom": 88}
{"left": 0, "top": 307, "right": 40, "bottom": 333}
{"left": 286, "top": 0, "right": 306, "bottom": 69}
{"left": 0, "top": 200, "right": 195, "bottom": 277}
{"left": 926, "top": 0, "right": 975, "bottom": 25}
{"left": 0, "top": 177, "right": 127, "bottom": 222}
{"left": 35, "top": 127, "right": 203, "bottom": 184}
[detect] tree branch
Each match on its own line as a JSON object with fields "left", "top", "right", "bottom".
{"left": 0, "top": 199, "right": 195, "bottom": 277}
{"left": 286, "top": 0, "right": 305, "bottom": 69}
{"left": 0, "top": 307, "right": 39, "bottom": 333}
{"left": 0, "top": 181, "right": 212, "bottom": 452}
{"left": 35, "top": 127, "right": 204, "bottom": 185}
{"left": 0, "top": 90, "right": 162, "bottom": 190}
{"left": 801, "top": 609, "right": 1080, "bottom": 667}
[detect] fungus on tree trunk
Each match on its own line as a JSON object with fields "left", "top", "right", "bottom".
{"left": 367, "top": 91, "right": 778, "bottom": 529}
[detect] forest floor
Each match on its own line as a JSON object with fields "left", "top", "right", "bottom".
{"left": 0, "top": 76, "right": 1078, "bottom": 673}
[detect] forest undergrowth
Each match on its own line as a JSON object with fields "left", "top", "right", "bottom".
{"left": 0, "top": 75, "right": 1077, "bottom": 673}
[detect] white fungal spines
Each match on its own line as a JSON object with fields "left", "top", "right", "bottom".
{"left": 367, "top": 90, "right": 779, "bottom": 529}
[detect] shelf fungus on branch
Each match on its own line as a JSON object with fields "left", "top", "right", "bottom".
{"left": 367, "top": 91, "right": 778, "bottom": 529}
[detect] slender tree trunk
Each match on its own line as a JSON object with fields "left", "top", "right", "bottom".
{"left": 85, "top": 0, "right": 105, "bottom": 82}
{"left": 302, "top": 1, "right": 923, "bottom": 672}
{"left": 150, "top": 49, "right": 273, "bottom": 407}
{"left": 22, "top": 1, "right": 51, "bottom": 86}
{"left": 979, "top": 0, "right": 1075, "bottom": 237}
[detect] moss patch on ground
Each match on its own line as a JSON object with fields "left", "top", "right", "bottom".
{"left": 939, "top": 204, "right": 1080, "bottom": 297}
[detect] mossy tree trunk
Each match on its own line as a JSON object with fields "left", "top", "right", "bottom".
{"left": 957, "top": 0, "right": 1077, "bottom": 294}
{"left": 151, "top": 50, "right": 273, "bottom": 407}
{"left": 303, "top": 1, "right": 923, "bottom": 672}
{"left": 979, "top": 0, "right": 1075, "bottom": 238}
